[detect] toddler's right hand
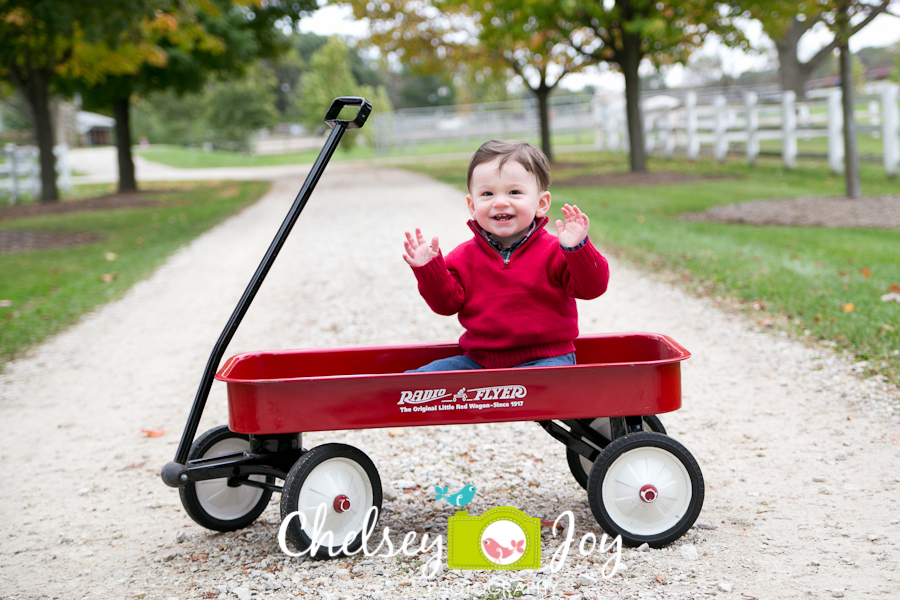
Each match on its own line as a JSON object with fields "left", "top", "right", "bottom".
{"left": 403, "top": 228, "right": 440, "bottom": 267}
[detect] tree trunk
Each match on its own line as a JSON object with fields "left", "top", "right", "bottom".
{"left": 774, "top": 19, "right": 815, "bottom": 100}
{"left": 113, "top": 95, "right": 137, "bottom": 192}
{"left": 839, "top": 40, "right": 861, "bottom": 198}
{"left": 620, "top": 32, "right": 646, "bottom": 173}
{"left": 534, "top": 84, "right": 553, "bottom": 163}
{"left": 17, "top": 67, "right": 59, "bottom": 202}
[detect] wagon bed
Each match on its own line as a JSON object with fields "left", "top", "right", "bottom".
{"left": 217, "top": 332, "right": 690, "bottom": 434}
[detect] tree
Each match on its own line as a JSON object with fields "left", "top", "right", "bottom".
{"left": 0, "top": 0, "right": 152, "bottom": 201}
{"left": 206, "top": 67, "right": 279, "bottom": 152}
{"left": 295, "top": 38, "right": 392, "bottom": 151}
{"left": 69, "top": 0, "right": 316, "bottom": 193}
{"left": 346, "top": 0, "right": 587, "bottom": 162}
{"left": 739, "top": 0, "right": 895, "bottom": 99}
{"left": 559, "top": 0, "right": 745, "bottom": 172}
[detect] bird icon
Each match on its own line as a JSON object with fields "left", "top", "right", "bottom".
{"left": 482, "top": 538, "right": 525, "bottom": 562}
{"left": 434, "top": 484, "right": 477, "bottom": 507}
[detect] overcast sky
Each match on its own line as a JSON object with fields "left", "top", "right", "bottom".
{"left": 298, "top": 4, "right": 900, "bottom": 91}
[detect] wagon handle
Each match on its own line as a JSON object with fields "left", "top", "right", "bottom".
{"left": 162, "top": 97, "right": 373, "bottom": 488}
{"left": 324, "top": 97, "right": 372, "bottom": 130}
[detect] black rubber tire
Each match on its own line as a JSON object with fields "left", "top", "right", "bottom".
{"left": 179, "top": 425, "right": 273, "bottom": 532}
{"left": 566, "top": 416, "right": 666, "bottom": 489}
{"left": 280, "top": 444, "right": 382, "bottom": 560}
{"left": 587, "top": 431, "right": 704, "bottom": 548}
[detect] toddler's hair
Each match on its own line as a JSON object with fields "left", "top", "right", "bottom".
{"left": 467, "top": 140, "right": 551, "bottom": 192}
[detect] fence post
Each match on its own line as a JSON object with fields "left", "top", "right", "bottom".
{"left": 592, "top": 95, "right": 606, "bottom": 150}
{"left": 827, "top": 89, "right": 844, "bottom": 174}
{"left": 664, "top": 107, "right": 676, "bottom": 157}
{"left": 882, "top": 85, "right": 899, "bottom": 177}
{"left": 745, "top": 91, "right": 759, "bottom": 165}
{"left": 4, "top": 143, "right": 18, "bottom": 204}
{"left": 686, "top": 91, "right": 699, "bottom": 160}
{"left": 713, "top": 94, "right": 727, "bottom": 162}
{"left": 782, "top": 90, "right": 797, "bottom": 169}
{"left": 55, "top": 144, "right": 71, "bottom": 193}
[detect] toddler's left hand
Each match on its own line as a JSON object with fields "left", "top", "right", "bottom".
{"left": 556, "top": 204, "right": 590, "bottom": 247}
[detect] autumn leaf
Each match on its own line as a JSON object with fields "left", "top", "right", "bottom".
{"left": 891, "top": 284, "right": 900, "bottom": 293}
{"left": 859, "top": 266, "right": 871, "bottom": 279}
{"left": 141, "top": 429, "right": 165, "bottom": 437}
{"left": 101, "top": 273, "right": 118, "bottom": 283}
{"left": 843, "top": 303, "right": 855, "bottom": 312}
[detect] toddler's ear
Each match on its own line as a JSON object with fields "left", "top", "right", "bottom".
{"left": 466, "top": 194, "right": 476, "bottom": 217}
{"left": 535, "top": 191, "right": 551, "bottom": 217}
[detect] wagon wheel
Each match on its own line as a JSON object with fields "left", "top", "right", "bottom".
{"left": 566, "top": 416, "right": 666, "bottom": 489}
{"left": 587, "top": 431, "right": 703, "bottom": 548}
{"left": 280, "top": 444, "right": 382, "bottom": 560}
{"left": 179, "top": 425, "right": 274, "bottom": 532}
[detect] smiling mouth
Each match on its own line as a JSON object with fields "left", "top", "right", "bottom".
{"left": 492, "top": 215, "right": 514, "bottom": 221}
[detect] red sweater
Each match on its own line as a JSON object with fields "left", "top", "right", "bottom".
{"left": 411, "top": 219, "right": 610, "bottom": 368}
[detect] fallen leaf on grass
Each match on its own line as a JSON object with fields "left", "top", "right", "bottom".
{"left": 843, "top": 303, "right": 855, "bottom": 312}
{"left": 881, "top": 293, "right": 900, "bottom": 303}
{"left": 0, "top": 300, "right": 11, "bottom": 308}
{"left": 883, "top": 324, "right": 896, "bottom": 332}
{"left": 860, "top": 266, "right": 872, "bottom": 279}
{"left": 101, "top": 273, "right": 118, "bottom": 283}
{"left": 892, "top": 284, "right": 900, "bottom": 293}
{"left": 141, "top": 429, "right": 165, "bottom": 437}
{"left": 105, "top": 252, "right": 117, "bottom": 262}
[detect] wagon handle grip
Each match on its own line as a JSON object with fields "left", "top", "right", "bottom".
{"left": 324, "top": 97, "right": 372, "bottom": 130}
{"left": 163, "top": 97, "right": 373, "bottom": 487}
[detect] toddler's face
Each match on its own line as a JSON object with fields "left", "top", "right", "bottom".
{"left": 466, "top": 157, "right": 551, "bottom": 247}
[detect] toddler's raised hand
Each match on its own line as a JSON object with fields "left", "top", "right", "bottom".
{"left": 403, "top": 228, "right": 440, "bottom": 267}
{"left": 556, "top": 204, "right": 590, "bottom": 248}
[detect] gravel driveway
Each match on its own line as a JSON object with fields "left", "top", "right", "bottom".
{"left": 1, "top": 163, "right": 898, "bottom": 600}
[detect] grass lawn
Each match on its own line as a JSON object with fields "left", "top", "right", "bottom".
{"left": 0, "top": 180, "right": 270, "bottom": 366}
{"left": 400, "top": 152, "right": 900, "bottom": 383}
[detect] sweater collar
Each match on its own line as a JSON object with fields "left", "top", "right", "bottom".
{"left": 468, "top": 216, "right": 548, "bottom": 251}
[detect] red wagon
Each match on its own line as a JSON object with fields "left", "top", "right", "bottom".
{"left": 162, "top": 98, "right": 704, "bottom": 558}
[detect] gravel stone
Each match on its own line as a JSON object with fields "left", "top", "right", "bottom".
{"left": 1, "top": 160, "right": 898, "bottom": 600}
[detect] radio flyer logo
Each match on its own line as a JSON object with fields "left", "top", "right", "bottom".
{"left": 397, "top": 385, "right": 527, "bottom": 405}
{"left": 447, "top": 507, "right": 541, "bottom": 570}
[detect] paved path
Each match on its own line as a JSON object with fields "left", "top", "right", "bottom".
{"left": 1, "top": 158, "right": 898, "bottom": 599}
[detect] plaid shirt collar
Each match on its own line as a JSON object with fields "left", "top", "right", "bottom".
{"left": 470, "top": 217, "right": 546, "bottom": 261}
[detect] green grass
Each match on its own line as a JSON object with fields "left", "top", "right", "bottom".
{"left": 400, "top": 152, "right": 900, "bottom": 383}
{"left": 136, "top": 143, "right": 375, "bottom": 168}
{"left": 0, "top": 180, "right": 270, "bottom": 366}
{"left": 134, "top": 131, "right": 598, "bottom": 170}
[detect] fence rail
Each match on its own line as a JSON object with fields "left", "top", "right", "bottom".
{"left": 369, "top": 84, "right": 900, "bottom": 176}
{"left": 1, "top": 143, "right": 71, "bottom": 203}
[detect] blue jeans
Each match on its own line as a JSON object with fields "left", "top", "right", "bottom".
{"left": 407, "top": 352, "right": 575, "bottom": 372}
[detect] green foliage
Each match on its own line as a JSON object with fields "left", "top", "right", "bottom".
{"left": 205, "top": 67, "right": 279, "bottom": 152}
{"left": 296, "top": 38, "right": 392, "bottom": 151}
{"left": 0, "top": 180, "right": 270, "bottom": 366}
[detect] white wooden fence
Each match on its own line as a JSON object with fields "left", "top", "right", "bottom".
{"left": 369, "top": 84, "right": 900, "bottom": 177}
{"left": 609, "top": 84, "right": 900, "bottom": 176}
{"left": 1, "top": 143, "right": 72, "bottom": 203}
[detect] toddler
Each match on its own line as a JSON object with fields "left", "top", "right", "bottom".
{"left": 403, "top": 140, "right": 609, "bottom": 371}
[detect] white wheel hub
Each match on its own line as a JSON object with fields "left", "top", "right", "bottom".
{"left": 196, "top": 438, "right": 266, "bottom": 521}
{"left": 295, "top": 457, "right": 374, "bottom": 546}
{"left": 601, "top": 446, "right": 692, "bottom": 536}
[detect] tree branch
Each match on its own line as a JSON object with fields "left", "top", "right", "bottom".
{"left": 803, "top": 0, "right": 890, "bottom": 73}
